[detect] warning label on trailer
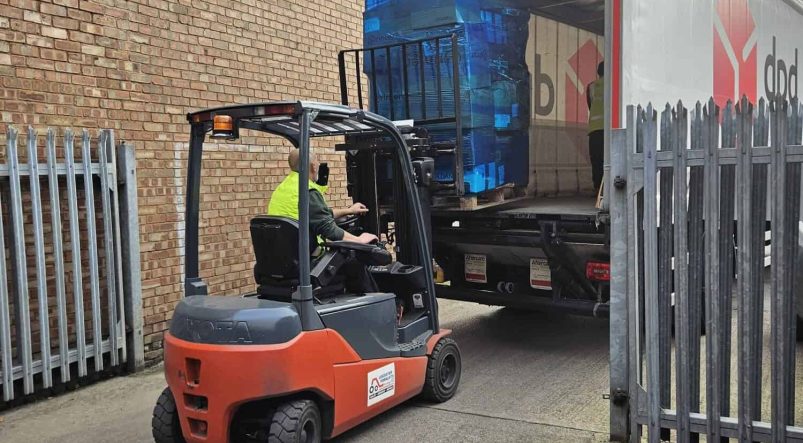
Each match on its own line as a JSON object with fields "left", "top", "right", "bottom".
{"left": 530, "top": 258, "right": 552, "bottom": 290}
{"left": 464, "top": 254, "right": 487, "bottom": 283}
{"left": 367, "top": 363, "right": 395, "bottom": 406}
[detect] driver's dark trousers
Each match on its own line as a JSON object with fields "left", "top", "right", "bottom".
{"left": 342, "top": 257, "right": 379, "bottom": 293}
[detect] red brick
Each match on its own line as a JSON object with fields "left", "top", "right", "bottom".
{"left": 53, "top": 0, "right": 78, "bottom": 7}
{"left": 54, "top": 39, "right": 81, "bottom": 52}
{"left": 23, "top": 10, "right": 45, "bottom": 24}
{"left": 26, "top": 34, "right": 53, "bottom": 48}
{"left": 78, "top": 0, "right": 106, "bottom": 14}
{"left": 79, "top": 22, "right": 102, "bottom": 35}
{"left": 52, "top": 17, "right": 79, "bottom": 30}
{"left": 41, "top": 26, "right": 68, "bottom": 39}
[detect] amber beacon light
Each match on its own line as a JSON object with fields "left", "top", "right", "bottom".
{"left": 211, "top": 115, "right": 235, "bottom": 139}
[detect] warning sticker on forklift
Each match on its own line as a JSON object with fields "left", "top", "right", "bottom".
{"left": 464, "top": 254, "right": 487, "bottom": 283}
{"left": 530, "top": 258, "right": 552, "bottom": 290}
{"left": 367, "top": 363, "right": 395, "bottom": 406}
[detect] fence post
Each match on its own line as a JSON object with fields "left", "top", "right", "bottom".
{"left": 609, "top": 125, "right": 629, "bottom": 442}
{"left": 117, "top": 142, "right": 144, "bottom": 371}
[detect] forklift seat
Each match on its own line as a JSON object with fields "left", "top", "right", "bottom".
{"left": 250, "top": 215, "right": 344, "bottom": 301}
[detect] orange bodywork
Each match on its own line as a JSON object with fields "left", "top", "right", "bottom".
{"left": 164, "top": 328, "right": 452, "bottom": 442}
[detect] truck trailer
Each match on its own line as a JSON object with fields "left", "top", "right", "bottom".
{"left": 338, "top": 0, "right": 803, "bottom": 319}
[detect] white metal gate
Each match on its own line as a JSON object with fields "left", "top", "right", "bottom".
{"left": 0, "top": 127, "right": 142, "bottom": 403}
{"left": 609, "top": 97, "right": 803, "bottom": 442}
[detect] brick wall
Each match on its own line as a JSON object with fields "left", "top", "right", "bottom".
{"left": 0, "top": 0, "right": 364, "bottom": 361}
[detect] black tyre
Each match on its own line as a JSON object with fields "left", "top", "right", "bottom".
{"left": 421, "top": 337, "right": 462, "bottom": 402}
{"left": 268, "top": 399, "right": 321, "bottom": 443}
{"left": 152, "top": 387, "right": 185, "bottom": 443}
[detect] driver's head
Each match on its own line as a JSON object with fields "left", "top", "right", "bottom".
{"left": 288, "top": 149, "right": 317, "bottom": 180}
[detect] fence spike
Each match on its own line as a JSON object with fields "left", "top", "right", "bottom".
{"left": 47, "top": 127, "right": 70, "bottom": 384}
{"left": 792, "top": 98, "right": 802, "bottom": 144}
{"left": 722, "top": 101, "right": 735, "bottom": 148}
{"left": 28, "top": 125, "right": 53, "bottom": 389}
{"left": 675, "top": 95, "right": 699, "bottom": 442}
{"left": 64, "top": 128, "right": 87, "bottom": 377}
{"left": 741, "top": 95, "right": 752, "bottom": 113}
{"left": 0, "top": 127, "right": 16, "bottom": 401}
{"left": 9, "top": 125, "right": 34, "bottom": 394}
{"left": 82, "top": 130, "right": 103, "bottom": 372}
{"left": 660, "top": 105, "right": 672, "bottom": 152}
{"left": 643, "top": 98, "right": 661, "bottom": 443}
{"left": 704, "top": 93, "right": 724, "bottom": 441}
{"left": 98, "top": 130, "right": 119, "bottom": 367}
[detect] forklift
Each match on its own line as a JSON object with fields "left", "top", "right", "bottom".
{"left": 151, "top": 101, "right": 462, "bottom": 443}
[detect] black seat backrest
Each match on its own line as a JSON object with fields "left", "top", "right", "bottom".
{"left": 250, "top": 216, "right": 315, "bottom": 283}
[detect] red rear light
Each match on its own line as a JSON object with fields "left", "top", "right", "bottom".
{"left": 586, "top": 261, "right": 610, "bottom": 282}
{"left": 261, "top": 103, "right": 297, "bottom": 116}
{"left": 254, "top": 103, "right": 296, "bottom": 117}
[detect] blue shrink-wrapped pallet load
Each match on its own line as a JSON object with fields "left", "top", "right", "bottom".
{"left": 363, "top": 0, "right": 530, "bottom": 194}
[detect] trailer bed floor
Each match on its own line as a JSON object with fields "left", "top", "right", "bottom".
{"left": 432, "top": 195, "right": 601, "bottom": 219}
{"left": 495, "top": 196, "right": 599, "bottom": 216}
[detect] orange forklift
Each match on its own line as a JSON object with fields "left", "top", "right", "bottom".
{"left": 151, "top": 102, "right": 462, "bottom": 443}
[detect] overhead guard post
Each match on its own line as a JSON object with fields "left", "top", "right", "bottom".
{"left": 185, "top": 123, "right": 207, "bottom": 297}
{"left": 295, "top": 109, "right": 324, "bottom": 331}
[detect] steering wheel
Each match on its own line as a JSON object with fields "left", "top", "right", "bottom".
{"left": 335, "top": 213, "right": 359, "bottom": 226}
{"left": 335, "top": 214, "right": 363, "bottom": 235}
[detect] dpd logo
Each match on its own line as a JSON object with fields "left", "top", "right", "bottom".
{"left": 713, "top": 0, "right": 758, "bottom": 109}
{"left": 764, "top": 36, "right": 799, "bottom": 102}
{"left": 533, "top": 38, "right": 602, "bottom": 122}
{"left": 566, "top": 39, "right": 603, "bottom": 124}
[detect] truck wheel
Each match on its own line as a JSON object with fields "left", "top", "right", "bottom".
{"left": 152, "top": 387, "right": 185, "bottom": 443}
{"left": 421, "top": 337, "right": 461, "bottom": 403}
{"left": 268, "top": 399, "right": 321, "bottom": 443}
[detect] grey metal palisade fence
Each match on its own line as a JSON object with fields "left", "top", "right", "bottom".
{"left": 0, "top": 127, "right": 142, "bottom": 403}
{"left": 610, "top": 97, "right": 803, "bottom": 442}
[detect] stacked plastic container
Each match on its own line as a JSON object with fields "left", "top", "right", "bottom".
{"left": 364, "top": 0, "right": 530, "bottom": 194}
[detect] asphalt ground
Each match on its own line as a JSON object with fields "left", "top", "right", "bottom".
{"left": 0, "top": 299, "right": 611, "bottom": 442}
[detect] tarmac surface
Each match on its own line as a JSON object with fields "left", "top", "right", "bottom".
{"left": 0, "top": 299, "right": 611, "bottom": 442}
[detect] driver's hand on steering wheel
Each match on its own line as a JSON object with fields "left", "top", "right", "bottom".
{"left": 356, "top": 233, "right": 378, "bottom": 244}
{"left": 349, "top": 202, "right": 369, "bottom": 215}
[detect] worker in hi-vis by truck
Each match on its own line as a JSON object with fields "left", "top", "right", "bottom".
{"left": 586, "top": 61, "right": 605, "bottom": 193}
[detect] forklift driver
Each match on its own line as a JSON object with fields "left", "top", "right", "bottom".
{"left": 268, "top": 149, "right": 380, "bottom": 292}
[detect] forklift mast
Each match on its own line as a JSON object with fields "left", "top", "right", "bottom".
{"left": 338, "top": 34, "right": 464, "bottom": 197}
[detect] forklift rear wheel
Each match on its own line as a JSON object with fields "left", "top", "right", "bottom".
{"left": 268, "top": 399, "right": 321, "bottom": 443}
{"left": 422, "top": 337, "right": 462, "bottom": 402}
{"left": 152, "top": 387, "right": 186, "bottom": 443}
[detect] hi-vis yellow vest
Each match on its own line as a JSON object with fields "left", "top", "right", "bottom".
{"left": 588, "top": 77, "right": 605, "bottom": 133}
{"left": 267, "top": 171, "right": 328, "bottom": 219}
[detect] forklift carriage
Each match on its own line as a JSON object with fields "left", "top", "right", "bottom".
{"left": 152, "top": 102, "right": 461, "bottom": 443}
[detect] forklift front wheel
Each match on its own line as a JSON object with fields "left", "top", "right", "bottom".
{"left": 268, "top": 399, "right": 322, "bottom": 443}
{"left": 422, "top": 337, "right": 462, "bottom": 403}
{"left": 152, "top": 387, "right": 186, "bottom": 443}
